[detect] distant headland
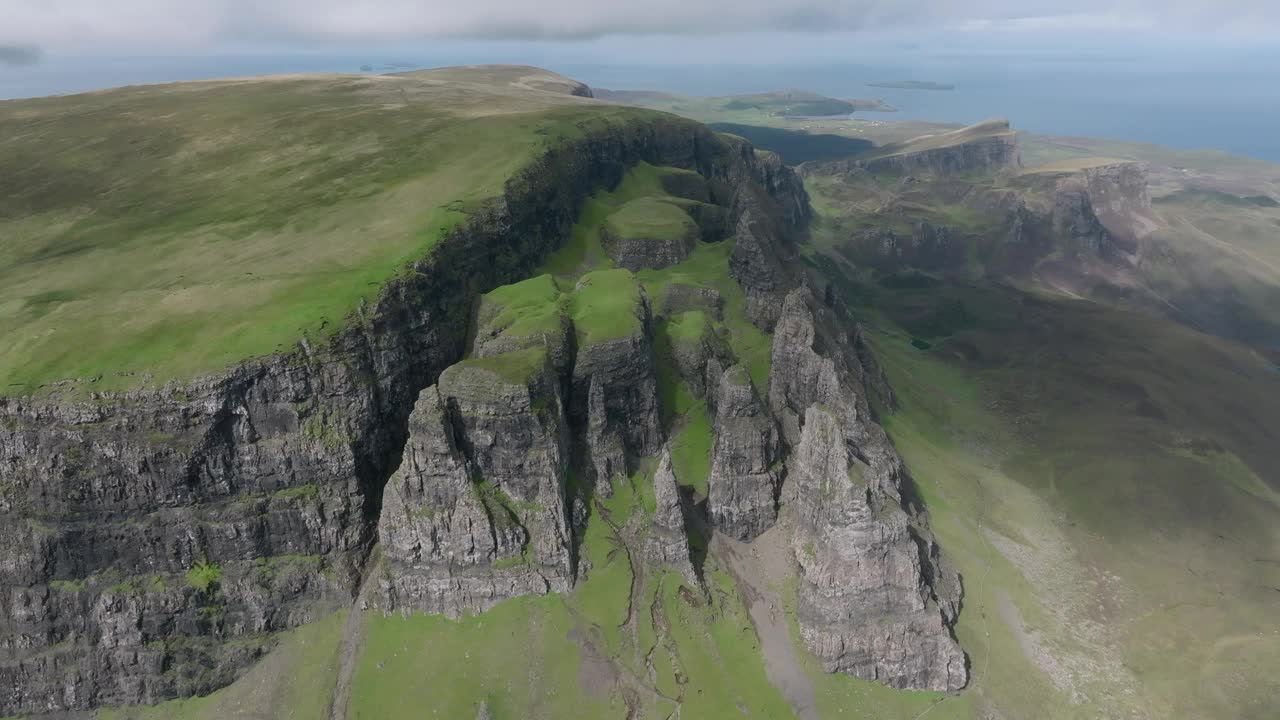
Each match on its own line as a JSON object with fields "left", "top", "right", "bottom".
{"left": 869, "top": 80, "right": 955, "bottom": 91}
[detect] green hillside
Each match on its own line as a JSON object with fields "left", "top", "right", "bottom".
{"left": 14, "top": 73, "right": 1280, "bottom": 720}
{"left": 0, "top": 68, "right": 641, "bottom": 392}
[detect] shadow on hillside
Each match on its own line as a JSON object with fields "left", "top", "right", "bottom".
{"left": 709, "top": 122, "right": 873, "bottom": 165}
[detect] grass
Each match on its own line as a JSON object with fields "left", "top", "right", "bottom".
{"left": 451, "top": 347, "right": 549, "bottom": 385}
{"left": 654, "top": 569, "right": 796, "bottom": 718}
{"left": 637, "top": 242, "right": 773, "bottom": 390}
{"left": 538, "top": 161, "right": 700, "bottom": 281}
{"left": 0, "top": 69, "right": 661, "bottom": 393}
{"left": 348, "top": 596, "right": 615, "bottom": 720}
{"left": 569, "top": 269, "right": 644, "bottom": 347}
{"left": 184, "top": 561, "right": 221, "bottom": 594}
{"left": 604, "top": 197, "right": 698, "bottom": 244}
{"left": 849, "top": 277, "right": 1280, "bottom": 719}
{"left": 668, "top": 404, "right": 714, "bottom": 498}
{"left": 476, "top": 274, "right": 565, "bottom": 339}
{"left": 664, "top": 310, "right": 711, "bottom": 347}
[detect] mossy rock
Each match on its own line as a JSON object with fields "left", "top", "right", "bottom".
{"left": 448, "top": 347, "right": 550, "bottom": 386}
{"left": 656, "top": 166, "right": 712, "bottom": 203}
{"left": 601, "top": 198, "right": 700, "bottom": 271}
{"left": 476, "top": 274, "right": 564, "bottom": 340}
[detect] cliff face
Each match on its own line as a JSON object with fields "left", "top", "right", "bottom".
{"left": 0, "top": 90, "right": 969, "bottom": 714}
{"left": 770, "top": 291, "right": 966, "bottom": 691}
{"left": 0, "top": 113, "right": 796, "bottom": 715}
{"left": 804, "top": 120, "right": 1021, "bottom": 178}
{"left": 1048, "top": 162, "right": 1155, "bottom": 256}
{"left": 707, "top": 366, "right": 783, "bottom": 541}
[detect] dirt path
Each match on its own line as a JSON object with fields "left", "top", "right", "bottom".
{"left": 328, "top": 557, "right": 382, "bottom": 720}
{"left": 712, "top": 527, "right": 819, "bottom": 720}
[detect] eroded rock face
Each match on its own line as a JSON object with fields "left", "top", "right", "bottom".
{"left": 571, "top": 302, "right": 664, "bottom": 493}
{"left": 1, "top": 112, "right": 797, "bottom": 715}
{"left": 378, "top": 358, "right": 573, "bottom": 617}
{"left": 721, "top": 138, "right": 809, "bottom": 330}
{"left": 769, "top": 289, "right": 966, "bottom": 692}
{"left": 806, "top": 120, "right": 1020, "bottom": 177}
{"left": 643, "top": 446, "right": 698, "bottom": 584}
{"left": 603, "top": 222, "right": 699, "bottom": 272}
{"left": 707, "top": 365, "right": 782, "bottom": 542}
{"left": 1051, "top": 161, "right": 1155, "bottom": 256}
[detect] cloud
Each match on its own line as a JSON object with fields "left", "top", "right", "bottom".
{"left": 0, "top": 45, "right": 42, "bottom": 66}
{"left": 2, "top": 0, "right": 1278, "bottom": 51}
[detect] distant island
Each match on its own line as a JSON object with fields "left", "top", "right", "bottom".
{"left": 869, "top": 80, "right": 955, "bottom": 91}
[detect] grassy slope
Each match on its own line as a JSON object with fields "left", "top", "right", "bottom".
{"left": 846, "top": 278, "right": 1280, "bottom": 719}
{"left": 0, "top": 68, "right": 653, "bottom": 393}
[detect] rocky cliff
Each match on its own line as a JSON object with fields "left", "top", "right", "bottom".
{"left": 0, "top": 111, "right": 806, "bottom": 715}
{"left": 803, "top": 119, "right": 1021, "bottom": 178}
{"left": 0, "top": 79, "right": 970, "bottom": 714}
{"left": 770, "top": 291, "right": 966, "bottom": 691}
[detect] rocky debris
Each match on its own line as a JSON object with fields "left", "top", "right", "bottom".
{"left": 643, "top": 446, "right": 698, "bottom": 584}
{"left": 768, "top": 289, "right": 966, "bottom": 692}
{"left": 377, "top": 356, "right": 573, "bottom": 617}
{"left": 707, "top": 366, "right": 783, "bottom": 541}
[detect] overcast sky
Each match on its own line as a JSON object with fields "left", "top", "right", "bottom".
{"left": 2, "top": 0, "right": 1279, "bottom": 57}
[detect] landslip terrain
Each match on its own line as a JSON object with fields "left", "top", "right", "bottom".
{"left": 1, "top": 67, "right": 1277, "bottom": 720}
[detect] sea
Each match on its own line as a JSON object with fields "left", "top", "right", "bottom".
{"left": 3, "top": 51, "right": 1279, "bottom": 163}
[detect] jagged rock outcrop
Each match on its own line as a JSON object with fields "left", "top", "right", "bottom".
{"left": 791, "top": 405, "right": 965, "bottom": 691}
{"left": 769, "top": 290, "right": 966, "bottom": 692}
{"left": 1049, "top": 161, "right": 1155, "bottom": 256}
{"left": 643, "top": 447, "right": 698, "bottom": 584}
{"left": 570, "top": 284, "right": 664, "bottom": 494}
{"left": 0, "top": 107, "right": 811, "bottom": 715}
{"left": 707, "top": 366, "right": 783, "bottom": 541}
{"left": 378, "top": 353, "right": 573, "bottom": 617}
{"left": 663, "top": 312, "right": 734, "bottom": 401}
{"left": 721, "top": 137, "right": 809, "bottom": 329}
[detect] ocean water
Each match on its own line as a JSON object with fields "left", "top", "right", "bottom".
{"left": 560, "top": 62, "right": 1280, "bottom": 164}
{"left": 3, "top": 53, "right": 1279, "bottom": 163}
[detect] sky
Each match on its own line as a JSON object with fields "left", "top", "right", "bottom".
{"left": 2, "top": 0, "right": 1279, "bottom": 59}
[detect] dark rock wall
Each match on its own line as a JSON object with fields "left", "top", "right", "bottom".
{"left": 0, "top": 110, "right": 814, "bottom": 715}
